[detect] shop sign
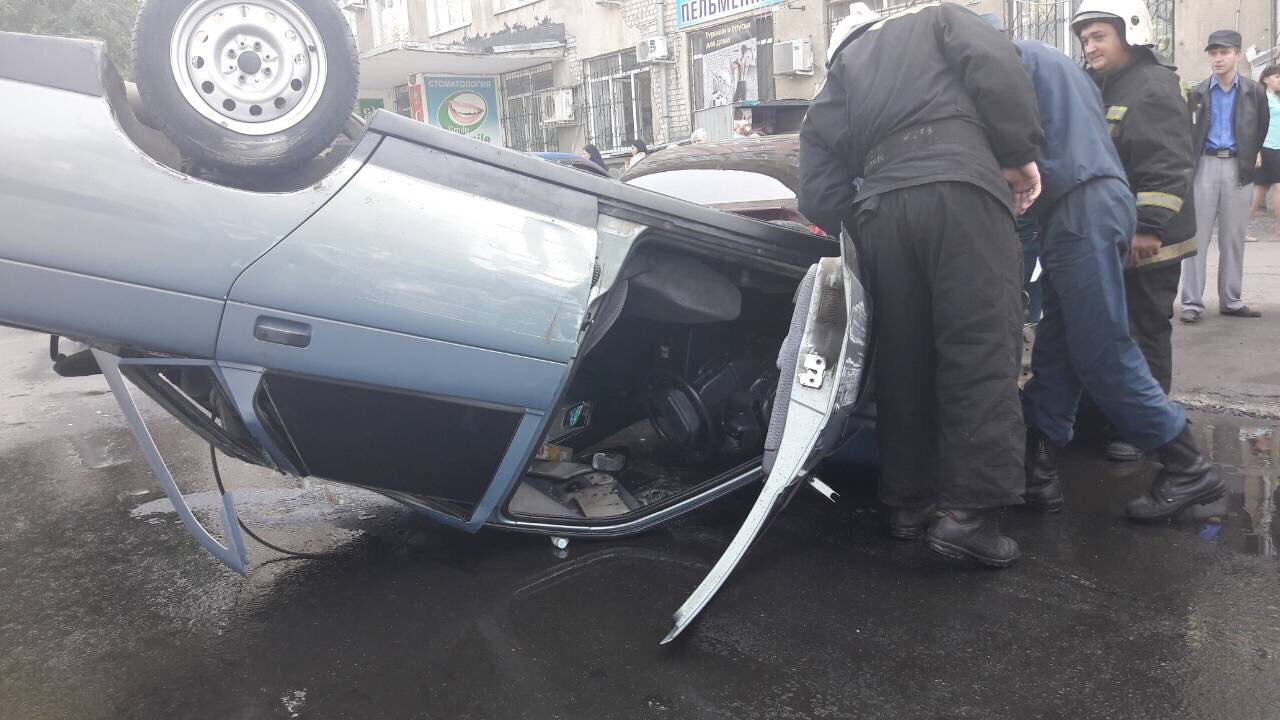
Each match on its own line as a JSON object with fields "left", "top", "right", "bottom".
{"left": 357, "top": 98, "right": 385, "bottom": 121}
{"left": 677, "top": 0, "right": 783, "bottom": 29}
{"left": 409, "top": 83, "right": 425, "bottom": 123}
{"left": 422, "top": 76, "right": 501, "bottom": 145}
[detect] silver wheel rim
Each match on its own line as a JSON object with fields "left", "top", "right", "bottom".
{"left": 170, "top": 0, "right": 329, "bottom": 136}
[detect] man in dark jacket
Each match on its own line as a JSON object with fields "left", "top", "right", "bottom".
{"left": 1181, "top": 30, "right": 1270, "bottom": 322}
{"left": 1016, "top": 39, "right": 1223, "bottom": 523}
{"left": 1071, "top": 1, "right": 1198, "bottom": 462}
{"left": 799, "top": 1, "right": 1044, "bottom": 568}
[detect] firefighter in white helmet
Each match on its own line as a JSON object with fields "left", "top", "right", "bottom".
{"left": 1071, "top": 2, "right": 1195, "bottom": 442}
{"left": 1067, "top": 1, "right": 1194, "bottom": 454}
{"left": 1027, "top": 2, "right": 1219, "bottom": 523}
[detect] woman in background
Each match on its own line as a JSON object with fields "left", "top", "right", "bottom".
{"left": 1249, "top": 65, "right": 1280, "bottom": 234}
{"left": 625, "top": 139, "right": 649, "bottom": 170}
{"left": 582, "top": 143, "right": 608, "bottom": 173}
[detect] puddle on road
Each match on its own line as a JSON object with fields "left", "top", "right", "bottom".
{"left": 69, "top": 431, "right": 134, "bottom": 470}
{"left": 1065, "top": 412, "right": 1279, "bottom": 560}
{"left": 1186, "top": 414, "right": 1277, "bottom": 558}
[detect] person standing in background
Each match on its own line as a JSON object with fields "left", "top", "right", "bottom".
{"left": 1181, "top": 30, "right": 1270, "bottom": 322}
{"left": 1248, "top": 65, "right": 1280, "bottom": 234}
{"left": 625, "top": 139, "right": 649, "bottom": 171}
{"left": 582, "top": 144, "right": 608, "bottom": 174}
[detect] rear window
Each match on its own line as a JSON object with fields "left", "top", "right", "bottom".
{"left": 626, "top": 169, "right": 795, "bottom": 206}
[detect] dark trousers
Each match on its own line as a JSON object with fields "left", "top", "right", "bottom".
{"left": 857, "top": 182, "right": 1025, "bottom": 510}
{"left": 1018, "top": 216, "right": 1043, "bottom": 323}
{"left": 1022, "top": 179, "right": 1185, "bottom": 451}
{"left": 1124, "top": 262, "right": 1180, "bottom": 394}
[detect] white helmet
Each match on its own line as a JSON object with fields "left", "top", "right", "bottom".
{"left": 827, "top": 2, "right": 881, "bottom": 66}
{"left": 1071, "top": 0, "right": 1154, "bottom": 48}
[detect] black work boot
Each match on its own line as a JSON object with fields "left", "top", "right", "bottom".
{"left": 1024, "top": 428, "right": 1064, "bottom": 513}
{"left": 1126, "top": 425, "right": 1225, "bottom": 523}
{"left": 1105, "top": 439, "right": 1145, "bottom": 462}
{"left": 926, "top": 510, "right": 1020, "bottom": 568}
{"left": 888, "top": 505, "right": 934, "bottom": 541}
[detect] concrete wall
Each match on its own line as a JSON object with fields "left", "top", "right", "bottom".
{"left": 343, "top": 5, "right": 375, "bottom": 51}
{"left": 769, "top": 3, "right": 826, "bottom": 100}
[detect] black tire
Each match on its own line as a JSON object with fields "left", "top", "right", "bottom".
{"left": 132, "top": 0, "right": 359, "bottom": 174}
{"left": 768, "top": 220, "right": 816, "bottom": 234}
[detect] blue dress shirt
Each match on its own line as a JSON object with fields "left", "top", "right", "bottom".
{"left": 1205, "top": 75, "right": 1240, "bottom": 151}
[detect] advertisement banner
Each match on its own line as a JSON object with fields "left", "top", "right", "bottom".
{"left": 423, "top": 76, "right": 501, "bottom": 145}
{"left": 677, "top": 0, "right": 783, "bottom": 29}
{"left": 357, "top": 98, "right": 385, "bottom": 121}
{"left": 409, "top": 83, "right": 425, "bottom": 123}
{"left": 696, "top": 20, "right": 758, "bottom": 107}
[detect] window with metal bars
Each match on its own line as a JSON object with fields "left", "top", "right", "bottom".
{"left": 825, "top": 0, "right": 935, "bottom": 36}
{"left": 499, "top": 65, "right": 559, "bottom": 152}
{"left": 428, "top": 0, "right": 472, "bottom": 35}
{"left": 583, "top": 49, "right": 655, "bottom": 154}
{"left": 1006, "top": 0, "right": 1173, "bottom": 63}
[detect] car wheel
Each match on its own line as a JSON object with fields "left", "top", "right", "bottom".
{"left": 132, "top": 0, "right": 359, "bottom": 174}
{"left": 768, "top": 220, "right": 814, "bottom": 234}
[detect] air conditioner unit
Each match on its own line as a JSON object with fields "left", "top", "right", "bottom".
{"left": 636, "top": 36, "right": 672, "bottom": 63}
{"left": 541, "top": 88, "right": 576, "bottom": 125}
{"left": 773, "top": 38, "right": 814, "bottom": 75}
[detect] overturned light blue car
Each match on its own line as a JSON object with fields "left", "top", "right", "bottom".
{"left": 0, "top": 27, "right": 871, "bottom": 641}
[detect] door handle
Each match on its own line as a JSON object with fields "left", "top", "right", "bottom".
{"left": 253, "top": 317, "right": 311, "bottom": 348}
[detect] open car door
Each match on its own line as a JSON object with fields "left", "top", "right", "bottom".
{"left": 210, "top": 130, "right": 602, "bottom": 534}
{"left": 663, "top": 228, "right": 870, "bottom": 644}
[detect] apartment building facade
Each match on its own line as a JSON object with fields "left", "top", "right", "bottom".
{"left": 341, "top": 0, "right": 1280, "bottom": 159}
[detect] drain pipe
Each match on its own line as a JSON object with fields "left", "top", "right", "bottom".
{"left": 656, "top": 0, "right": 673, "bottom": 143}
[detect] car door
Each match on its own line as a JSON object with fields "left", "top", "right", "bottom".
{"left": 662, "top": 228, "right": 871, "bottom": 643}
{"left": 213, "top": 132, "right": 601, "bottom": 532}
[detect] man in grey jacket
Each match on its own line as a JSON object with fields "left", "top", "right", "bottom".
{"left": 1181, "top": 30, "right": 1270, "bottom": 322}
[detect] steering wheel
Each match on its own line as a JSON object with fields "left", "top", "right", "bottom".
{"left": 644, "top": 372, "right": 718, "bottom": 461}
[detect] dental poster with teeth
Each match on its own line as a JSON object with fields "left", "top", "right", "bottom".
{"left": 423, "top": 76, "right": 501, "bottom": 145}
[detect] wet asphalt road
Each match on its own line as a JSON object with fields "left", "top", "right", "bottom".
{"left": 2, "top": 326, "right": 1279, "bottom": 720}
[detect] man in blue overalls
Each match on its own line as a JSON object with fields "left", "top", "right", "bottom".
{"left": 1016, "top": 39, "right": 1224, "bottom": 522}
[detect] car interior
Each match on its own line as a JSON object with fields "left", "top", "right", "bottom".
{"left": 505, "top": 240, "right": 803, "bottom": 523}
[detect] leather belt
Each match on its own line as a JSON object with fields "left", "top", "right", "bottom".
{"left": 1205, "top": 148, "right": 1237, "bottom": 158}
{"left": 862, "top": 117, "right": 989, "bottom": 176}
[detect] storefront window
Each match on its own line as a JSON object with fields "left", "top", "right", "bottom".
{"left": 500, "top": 65, "right": 558, "bottom": 152}
{"left": 393, "top": 83, "right": 412, "bottom": 117}
{"left": 689, "top": 15, "right": 775, "bottom": 111}
{"left": 584, "top": 50, "right": 655, "bottom": 153}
